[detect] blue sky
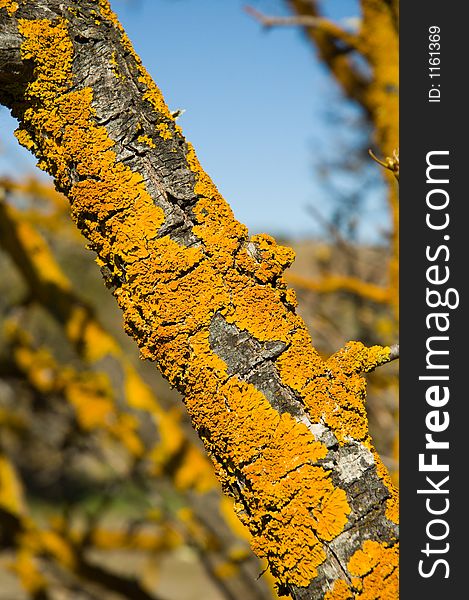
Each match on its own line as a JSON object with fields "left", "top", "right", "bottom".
{"left": 0, "top": 0, "right": 386, "bottom": 240}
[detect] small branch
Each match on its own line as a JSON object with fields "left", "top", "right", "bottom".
{"left": 286, "top": 272, "right": 391, "bottom": 304}
{"left": 388, "top": 343, "right": 399, "bottom": 362}
{"left": 327, "top": 341, "right": 399, "bottom": 375}
{"left": 368, "top": 343, "right": 399, "bottom": 369}
{"left": 244, "top": 5, "right": 361, "bottom": 51}
{"left": 369, "top": 343, "right": 399, "bottom": 370}
{"left": 369, "top": 148, "right": 399, "bottom": 181}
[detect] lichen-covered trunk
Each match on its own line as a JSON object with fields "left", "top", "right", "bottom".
{"left": 0, "top": 1, "right": 398, "bottom": 598}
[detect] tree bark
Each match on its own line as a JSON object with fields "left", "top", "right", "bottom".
{"left": 0, "top": 2, "right": 398, "bottom": 598}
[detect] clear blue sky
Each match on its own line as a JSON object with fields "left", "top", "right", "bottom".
{"left": 0, "top": 0, "right": 386, "bottom": 240}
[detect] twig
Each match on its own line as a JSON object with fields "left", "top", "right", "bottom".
{"left": 372, "top": 343, "right": 400, "bottom": 368}
{"left": 388, "top": 343, "right": 399, "bottom": 361}
{"left": 244, "top": 5, "right": 361, "bottom": 51}
{"left": 369, "top": 148, "right": 399, "bottom": 181}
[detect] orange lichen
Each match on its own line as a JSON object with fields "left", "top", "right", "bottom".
{"left": 14, "top": 5, "right": 398, "bottom": 590}
{"left": 109, "top": 50, "right": 124, "bottom": 79}
{"left": 0, "top": 453, "right": 25, "bottom": 515}
{"left": 181, "top": 332, "right": 350, "bottom": 585}
{"left": 236, "top": 233, "right": 295, "bottom": 283}
{"left": 324, "top": 579, "right": 353, "bottom": 600}
{"left": 14, "top": 127, "right": 35, "bottom": 151}
{"left": 137, "top": 133, "right": 156, "bottom": 148}
{"left": 276, "top": 340, "right": 395, "bottom": 446}
{"left": 9, "top": 549, "right": 48, "bottom": 596}
{"left": 327, "top": 341, "right": 391, "bottom": 375}
{"left": 0, "top": 0, "right": 18, "bottom": 16}
{"left": 348, "top": 540, "right": 399, "bottom": 599}
{"left": 156, "top": 122, "right": 172, "bottom": 140}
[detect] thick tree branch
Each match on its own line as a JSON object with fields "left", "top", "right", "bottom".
{"left": 0, "top": 3, "right": 398, "bottom": 598}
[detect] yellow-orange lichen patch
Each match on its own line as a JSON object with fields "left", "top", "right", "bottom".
{"left": 276, "top": 329, "right": 327, "bottom": 390}
{"left": 137, "top": 134, "right": 156, "bottom": 148}
{"left": 14, "top": 128, "right": 36, "bottom": 151}
{"left": 17, "top": 17, "right": 166, "bottom": 278}
{"left": 181, "top": 331, "right": 350, "bottom": 587}
{"left": 348, "top": 540, "right": 399, "bottom": 599}
{"left": 277, "top": 341, "right": 371, "bottom": 444}
{"left": 236, "top": 233, "right": 295, "bottom": 283}
{"left": 156, "top": 122, "right": 172, "bottom": 140}
{"left": 223, "top": 274, "right": 297, "bottom": 342}
{"left": 0, "top": 0, "right": 18, "bottom": 16}
{"left": 0, "top": 453, "right": 25, "bottom": 515}
{"left": 18, "top": 19, "right": 73, "bottom": 102}
{"left": 328, "top": 341, "right": 391, "bottom": 375}
{"left": 277, "top": 337, "right": 394, "bottom": 447}
{"left": 109, "top": 50, "right": 124, "bottom": 80}
{"left": 324, "top": 578, "right": 353, "bottom": 600}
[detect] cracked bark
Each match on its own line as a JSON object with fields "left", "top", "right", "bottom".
{"left": 0, "top": 2, "right": 398, "bottom": 598}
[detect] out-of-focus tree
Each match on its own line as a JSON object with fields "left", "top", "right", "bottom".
{"left": 0, "top": 180, "right": 281, "bottom": 599}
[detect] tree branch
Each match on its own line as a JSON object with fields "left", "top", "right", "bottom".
{"left": 388, "top": 343, "right": 399, "bottom": 361}
{"left": 244, "top": 5, "right": 362, "bottom": 51}
{"left": 286, "top": 272, "right": 391, "bottom": 304}
{"left": 0, "top": 3, "right": 398, "bottom": 597}
{"left": 369, "top": 148, "right": 399, "bottom": 181}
